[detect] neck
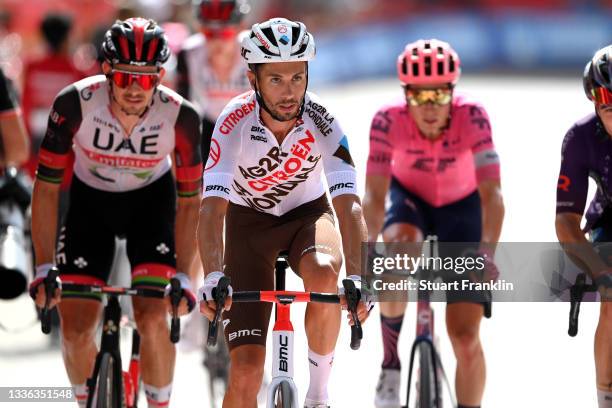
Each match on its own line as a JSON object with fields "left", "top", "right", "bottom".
{"left": 110, "top": 100, "right": 143, "bottom": 135}
{"left": 261, "top": 108, "right": 297, "bottom": 143}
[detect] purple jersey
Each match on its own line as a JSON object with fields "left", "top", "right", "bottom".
{"left": 556, "top": 113, "right": 612, "bottom": 230}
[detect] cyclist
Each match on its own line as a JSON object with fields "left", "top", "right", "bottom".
{"left": 22, "top": 13, "right": 86, "bottom": 191}
{"left": 0, "top": 66, "right": 29, "bottom": 167}
{"left": 176, "top": 0, "right": 251, "bottom": 162}
{"left": 198, "top": 17, "right": 371, "bottom": 408}
{"left": 28, "top": 18, "right": 202, "bottom": 408}
{"left": 363, "top": 39, "right": 504, "bottom": 408}
{"left": 556, "top": 45, "right": 612, "bottom": 408}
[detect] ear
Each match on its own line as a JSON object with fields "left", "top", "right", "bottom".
{"left": 101, "top": 61, "right": 112, "bottom": 75}
{"left": 246, "top": 70, "right": 256, "bottom": 90}
{"left": 158, "top": 67, "right": 166, "bottom": 82}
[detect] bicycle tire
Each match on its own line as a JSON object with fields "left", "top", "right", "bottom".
{"left": 274, "top": 380, "right": 293, "bottom": 408}
{"left": 94, "top": 353, "right": 123, "bottom": 408}
{"left": 417, "top": 342, "right": 435, "bottom": 408}
{"left": 203, "top": 320, "right": 229, "bottom": 408}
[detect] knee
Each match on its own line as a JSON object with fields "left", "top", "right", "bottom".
{"left": 61, "top": 321, "right": 96, "bottom": 347}
{"left": 59, "top": 303, "right": 98, "bottom": 347}
{"left": 229, "top": 357, "right": 265, "bottom": 395}
{"left": 301, "top": 255, "right": 339, "bottom": 292}
{"left": 448, "top": 328, "right": 482, "bottom": 362}
{"left": 134, "top": 308, "right": 167, "bottom": 338}
{"left": 383, "top": 224, "right": 423, "bottom": 243}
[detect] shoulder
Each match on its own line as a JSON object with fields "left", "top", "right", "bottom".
{"left": 373, "top": 98, "right": 407, "bottom": 120}
{"left": 70, "top": 75, "right": 108, "bottom": 103}
{"left": 52, "top": 77, "right": 103, "bottom": 113}
{"left": 215, "top": 91, "right": 257, "bottom": 134}
{"left": 451, "top": 93, "right": 489, "bottom": 118}
{"left": 156, "top": 84, "right": 185, "bottom": 105}
{"left": 303, "top": 91, "right": 339, "bottom": 121}
{"left": 561, "top": 113, "right": 598, "bottom": 153}
{"left": 220, "top": 90, "right": 256, "bottom": 115}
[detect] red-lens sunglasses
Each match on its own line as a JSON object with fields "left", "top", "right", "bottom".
{"left": 592, "top": 87, "right": 612, "bottom": 105}
{"left": 110, "top": 70, "right": 160, "bottom": 91}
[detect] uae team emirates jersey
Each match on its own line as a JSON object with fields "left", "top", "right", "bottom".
{"left": 36, "top": 75, "right": 202, "bottom": 196}
{"left": 203, "top": 90, "right": 358, "bottom": 216}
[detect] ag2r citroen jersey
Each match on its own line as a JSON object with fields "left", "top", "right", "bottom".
{"left": 203, "top": 90, "right": 358, "bottom": 216}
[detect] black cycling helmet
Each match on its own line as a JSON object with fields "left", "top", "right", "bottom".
{"left": 194, "top": 0, "right": 248, "bottom": 26}
{"left": 584, "top": 45, "right": 612, "bottom": 101}
{"left": 102, "top": 17, "right": 170, "bottom": 67}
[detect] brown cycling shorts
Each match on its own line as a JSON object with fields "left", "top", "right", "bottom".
{"left": 222, "top": 194, "right": 342, "bottom": 350}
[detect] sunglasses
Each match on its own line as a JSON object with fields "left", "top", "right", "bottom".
{"left": 110, "top": 70, "right": 160, "bottom": 91}
{"left": 202, "top": 27, "right": 237, "bottom": 40}
{"left": 406, "top": 88, "right": 453, "bottom": 106}
{"left": 592, "top": 87, "right": 612, "bottom": 105}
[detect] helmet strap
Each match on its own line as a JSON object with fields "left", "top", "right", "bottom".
{"left": 252, "top": 63, "right": 308, "bottom": 123}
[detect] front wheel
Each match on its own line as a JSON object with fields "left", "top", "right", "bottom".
{"left": 274, "top": 380, "right": 293, "bottom": 408}
{"left": 417, "top": 342, "right": 436, "bottom": 408}
{"left": 91, "top": 353, "right": 123, "bottom": 408}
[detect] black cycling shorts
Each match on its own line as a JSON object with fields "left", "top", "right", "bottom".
{"left": 383, "top": 177, "right": 489, "bottom": 307}
{"left": 56, "top": 171, "right": 176, "bottom": 301}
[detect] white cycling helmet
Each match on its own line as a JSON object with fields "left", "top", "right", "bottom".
{"left": 241, "top": 17, "right": 315, "bottom": 64}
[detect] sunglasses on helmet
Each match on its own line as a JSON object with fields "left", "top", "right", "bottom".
{"left": 406, "top": 88, "right": 453, "bottom": 106}
{"left": 110, "top": 69, "right": 160, "bottom": 91}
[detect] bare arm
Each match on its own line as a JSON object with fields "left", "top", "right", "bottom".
{"left": 0, "top": 112, "right": 29, "bottom": 166}
{"left": 175, "top": 195, "right": 201, "bottom": 276}
{"left": 362, "top": 174, "right": 391, "bottom": 242}
{"left": 197, "top": 196, "right": 228, "bottom": 276}
{"left": 31, "top": 178, "right": 61, "bottom": 266}
{"left": 555, "top": 212, "right": 608, "bottom": 279}
{"left": 332, "top": 194, "right": 368, "bottom": 277}
{"left": 478, "top": 179, "right": 505, "bottom": 245}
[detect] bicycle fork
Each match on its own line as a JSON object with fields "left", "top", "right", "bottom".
{"left": 268, "top": 302, "right": 299, "bottom": 408}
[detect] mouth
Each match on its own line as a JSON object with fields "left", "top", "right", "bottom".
{"left": 277, "top": 102, "right": 297, "bottom": 113}
{"left": 123, "top": 95, "right": 144, "bottom": 104}
{"left": 423, "top": 118, "right": 437, "bottom": 125}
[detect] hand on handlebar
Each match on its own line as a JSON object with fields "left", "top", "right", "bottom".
{"left": 339, "top": 275, "right": 374, "bottom": 325}
{"left": 198, "top": 272, "right": 233, "bottom": 321}
{"left": 29, "top": 264, "right": 62, "bottom": 309}
{"left": 594, "top": 270, "right": 612, "bottom": 300}
{"left": 164, "top": 272, "right": 196, "bottom": 317}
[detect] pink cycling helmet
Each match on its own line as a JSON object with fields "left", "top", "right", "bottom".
{"left": 397, "top": 39, "right": 461, "bottom": 86}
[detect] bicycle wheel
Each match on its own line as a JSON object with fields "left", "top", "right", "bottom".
{"left": 274, "top": 380, "right": 293, "bottom": 408}
{"left": 417, "top": 343, "right": 436, "bottom": 408}
{"left": 94, "top": 353, "right": 123, "bottom": 408}
{"left": 203, "top": 320, "right": 229, "bottom": 408}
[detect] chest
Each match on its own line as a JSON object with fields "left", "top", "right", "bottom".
{"left": 76, "top": 113, "right": 174, "bottom": 158}
{"left": 238, "top": 126, "right": 322, "bottom": 181}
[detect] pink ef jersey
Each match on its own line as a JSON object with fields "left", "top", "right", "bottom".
{"left": 366, "top": 94, "right": 501, "bottom": 207}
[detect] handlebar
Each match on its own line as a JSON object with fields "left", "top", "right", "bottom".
{"left": 40, "top": 267, "right": 60, "bottom": 334}
{"left": 40, "top": 278, "right": 185, "bottom": 343}
{"left": 568, "top": 273, "right": 598, "bottom": 337}
{"left": 205, "top": 276, "right": 364, "bottom": 350}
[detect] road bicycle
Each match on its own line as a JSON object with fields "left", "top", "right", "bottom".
{"left": 206, "top": 254, "right": 364, "bottom": 408}
{"left": 39, "top": 267, "right": 185, "bottom": 408}
{"left": 398, "top": 237, "right": 491, "bottom": 408}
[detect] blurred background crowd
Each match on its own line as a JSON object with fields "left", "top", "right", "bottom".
{"left": 3, "top": 0, "right": 612, "bottom": 87}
